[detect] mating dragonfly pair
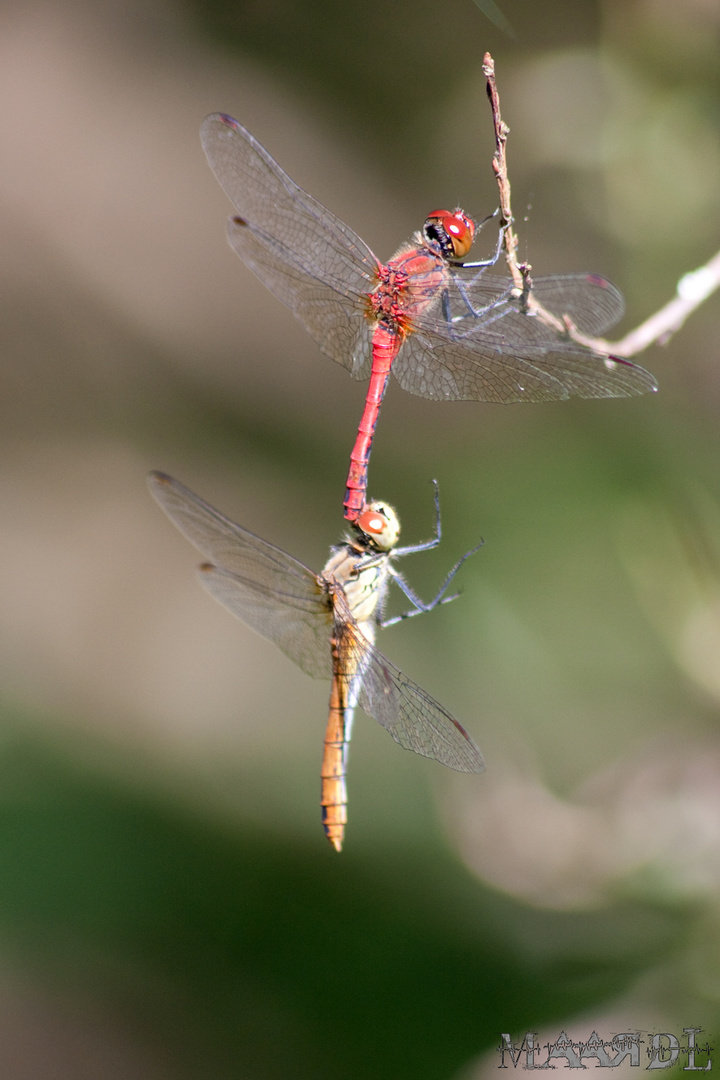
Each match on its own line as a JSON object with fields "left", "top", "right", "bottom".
{"left": 150, "top": 113, "right": 657, "bottom": 850}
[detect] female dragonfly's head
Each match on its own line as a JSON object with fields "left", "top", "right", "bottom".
{"left": 353, "top": 501, "right": 400, "bottom": 552}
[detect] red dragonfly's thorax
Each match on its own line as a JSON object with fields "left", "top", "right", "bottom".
{"left": 367, "top": 238, "right": 449, "bottom": 334}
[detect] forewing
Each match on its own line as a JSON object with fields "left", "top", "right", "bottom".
{"left": 442, "top": 269, "right": 626, "bottom": 336}
{"left": 332, "top": 593, "right": 485, "bottom": 773}
{"left": 148, "top": 472, "right": 331, "bottom": 678}
{"left": 199, "top": 564, "right": 332, "bottom": 679}
{"left": 530, "top": 274, "right": 625, "bottom": 336}
{"left": 201, "top": 113, "right": 377, "bottom": 377}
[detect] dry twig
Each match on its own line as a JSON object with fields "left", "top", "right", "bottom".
{"left": 482, "top": 52, "right": 720, "bottom": 359}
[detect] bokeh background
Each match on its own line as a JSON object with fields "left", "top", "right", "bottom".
{"left": 1, "top": 0, "right": 719, "bottom": 1075}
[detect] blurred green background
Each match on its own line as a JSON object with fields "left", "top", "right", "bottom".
{"left": 1, "top": 0, "right": 719, "bottom": 1075}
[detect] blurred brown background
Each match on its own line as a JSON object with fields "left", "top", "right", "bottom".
{"left": 0, "top": 0, "right": 719, "bottom": 1076}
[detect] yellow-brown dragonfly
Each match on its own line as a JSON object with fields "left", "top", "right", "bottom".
{"left": 148, "top": 472, "right": 485, "bottom": 850}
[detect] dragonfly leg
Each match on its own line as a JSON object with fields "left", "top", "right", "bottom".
{"left": 381, "top": 539, "right": 483, "bottom": 628}
{"left": 383, "top": 480, "right": 480, "bottom": 626}
{"left": 393, "top": 480, "right": 443, "bottom": 558}
{"left": 457, "top": 213, "right": 506, "bottom": 271}
{"left": 441, "top": 221, "right": 518, "bottom": 329}
{"left": 449, "top": 286, "right": 516, "bottom": 330}
{"left": 440, "top": 265, "right": 518, "bottom": 335}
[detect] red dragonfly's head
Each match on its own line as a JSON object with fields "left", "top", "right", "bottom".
{"left": 423, "top": 209, "right": 475, "bottom": 260}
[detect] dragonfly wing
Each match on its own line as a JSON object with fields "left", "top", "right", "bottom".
{"left": 530, "top": 274, "right": 625, "bottom": 336}
{"left": 332, "top": 594, "right": 485, "bottom": 773}
{"left": 226, "top": 219, "right": 373, "bottom": 379}
{"left": 201, "top": 113, "right": 377, "bottom": 377}
{"left": 392, "top": 325, "right": 657, "bottom": 402}
{"left": 199, "top": 564, "right": 332, "bottom": 679}
{"left": 392, "top": 286, "right": 656, "bottom": 402}
{"left": 148, "top": 472, "right": 331, "bottom": 678}
{"left": 149, "top": 472, "right": 314, "bottom": 578}
{"left": 436, "top": 270, "right": 626, "bottom": 337}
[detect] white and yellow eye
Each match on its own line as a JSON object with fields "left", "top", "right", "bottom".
{"left": 356, "top": 502, "right": 400, "bottom": 551}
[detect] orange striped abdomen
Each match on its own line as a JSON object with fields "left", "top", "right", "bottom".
{"left": 320, "top": 670, "right": 351, "bottom": 852}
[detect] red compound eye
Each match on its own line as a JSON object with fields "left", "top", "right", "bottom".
{"left": 355, "top": 502, "right": 400, "bottom": 551}
{"left": 425, "top": 209, "right": 475, "bottom": 258}
{"left": 357, "top": 510, "right": 385, "bottom": 535}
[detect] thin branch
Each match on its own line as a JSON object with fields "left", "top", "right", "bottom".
{"left": 611, "top": 251, "right": 720, "bottom": 357}
{"left": 482, "top": 52, "right": 720, "bottom": 359}
{"left": 483, "top": 53, "right": 523, "bottom": 292}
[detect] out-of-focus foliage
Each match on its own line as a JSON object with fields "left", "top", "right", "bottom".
{"left": 0, "top": 0, "right": 718, "bottom": 1074}
{"left": 0, "top": 713, "right": 684, "bottom": 1079}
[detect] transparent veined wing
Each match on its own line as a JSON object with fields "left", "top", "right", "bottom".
{"left": 391, "top": 272, "right": 656, "bottom": 402}
{"left": 148, "top": 472, "right": 332, "bottom": 678}
{"left": 201, "top": 113, "right": 378, "bottom": 378}
{"left": 330, "top": 587, "right": 485, "bottom": 773}
{"left": 225, "top": 217, "right": 374, "bottom": 380}
{"left": 444, "top": 269, "right": 627, "bottom": 338}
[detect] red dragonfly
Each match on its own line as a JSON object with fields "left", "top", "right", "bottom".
{"left": 148, "top": 471, "right": 484, "bottom": 851}
{"left": 200, "top": 113, "right": 657, "bottom": 521}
